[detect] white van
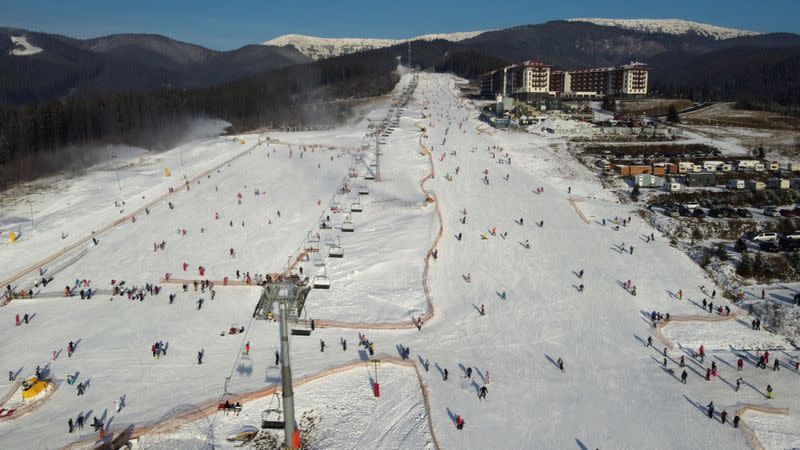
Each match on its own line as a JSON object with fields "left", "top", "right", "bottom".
{"left": 753, "top": 232, "right": 778, "bottom": 242}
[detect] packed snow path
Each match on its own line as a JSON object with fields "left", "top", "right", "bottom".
{"left": 1, "top": 72, "right": 799, "bottom": 449}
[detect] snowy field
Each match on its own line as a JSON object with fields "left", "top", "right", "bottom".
{"left": 143, "top": 364, "right": 432, "bottom": 449}
{"left": 1, "top": 71, "right": 799, "bottom": 449}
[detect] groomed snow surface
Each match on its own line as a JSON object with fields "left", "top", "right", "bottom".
{"left": 1, "top": 72, "right": 799, "bottom": 449}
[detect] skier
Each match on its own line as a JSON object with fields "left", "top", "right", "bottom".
{"left": 341, "top": 338, "right": 347, "bottom": 351}
{"left": 197, "top": 298, "right": 204, "bottom": 310}
{"left": 443, "top": 368, "right": 449, "bottom": 381}
{"left": 275, "top": 350, "right": 280, "bottom": 365}
{"left": 735, "top": 377, "right": 742, "bottom": 392}
{"left": 773, "top": 359, "right": 780, "bottom": 371}
{"left": 320, "top": 340, "right": 326, "bottom": 352}
{"left": 707, "top": 402, "right": 715, "bottom": 419}
{"left": 245, "top": 342, "right": 250, "bottom": 355}
{"left": 680, "top": 355, "right": 685, "bottom": 367}
{"left": 478, "top": 385, "right": 488, "bottom": 400}
{"left": 68, "top": 341, "right": 74, "bottom": 357}
{"left": 197, "top": 349, "right": 204, "bottom": 364}
{"left": 734, "top": 415, "right": 740, "bottom": 428}
{"left": 68, "top": 418, "right": 74, "bottom": 433}
{"left": 578, "top": 269, "right": 584, "bottom": 279}
{"left": 114, "top": 400, "right": 120, "bottom": 413}
{"left": 424, "top": 358, "right": 430, "bottom": 372}
{"left": 766, "top": 384, "right": 773, "bottom": 399}
{"left": 455, "top": 415, "right": 464, "bottom": 430}
{"left": 721, "top": 410, "right": 728, "bottom": 424}
{"left": 479, "top": 304, "right": 485, "bottom": 315}
{"left": 15, "top": 314, "right": 20, "bottom": 326}
{"left": 465, "top": 367, "right": 473, "bottom": 379}
{"left": 557, "top": 358, "right": 565, "bottom": 373}
{"left": 77, "top": 415, "right": 84, "bottom": 429}
{"left": 77, "top": 382, "right": 85, "bottom": 396}
{"left": 646, "top": 336, "right": 653, "bottom": 347}
{"left": 681, "top": 370, "right": 688, "bottom": 384}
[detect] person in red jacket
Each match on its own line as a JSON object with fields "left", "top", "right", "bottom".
{"left": 455, "top": 415, "right": 464, "bottom": 430}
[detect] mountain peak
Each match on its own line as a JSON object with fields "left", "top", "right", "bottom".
{"left": 567, "top": 18, "right": 761, "bottom": 40}
{"left": 263, "top": 30, "right": 487, "bottom": 60}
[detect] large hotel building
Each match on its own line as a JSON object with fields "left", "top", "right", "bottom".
{"left": 480, "top": 60, "right": 649, "bottom": 99}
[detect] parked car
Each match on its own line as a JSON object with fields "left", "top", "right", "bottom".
{"left": 737, "top": 208, "right": 753, "bottom": 218}
{"left": 692, "top": 208, "right": 706, "bottom": 219}
{"left": 684, "top": 202, "right": 700, "bottom": 210}
{"left": 663, "top": 207, "right": 679, "bottom": 218}
{"left": 721, "top": 207, "right": 737, "bottom": 218}
{"left": 779, "top": 209, "right": 797, "bottom": 217}
{"left": 734, "top": 239, "right": 748, "bottom": 252}
{"left": 759, "top": 241, "right": 779, "bottom": 252}
{"left": 786, "top": 230, "right": 800, "bottom": 240}
{"left": 708, "top": 208, "right": 723, "bottom": 218}
{"left": 763, "top": 207, "right": 780, "bottom": 217}
{"left": 780, "top": 237, "right": 800, "bottom": 251}
{"left": 753, "top": 231, "right": 779, "bottom": 242}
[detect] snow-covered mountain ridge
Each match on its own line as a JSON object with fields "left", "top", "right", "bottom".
{"left": 263, "top": 31, "right": 488, "bottom": 60}
{"left": 568, "top": 18, "right": 761, "bottom": 40}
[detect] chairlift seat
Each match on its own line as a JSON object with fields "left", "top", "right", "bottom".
{"left": 291, "top": 328, "right": 311, "bottom": 336}
{"left": 350, "top": 202, "right": 362, "bottom": 212}
{"left": 341, "top": 221, "right": 354, "bottom": 232}
{"left": 329, "top": 246, "right": 344, "bottom": 258}
{"left": 358, "top": 186, "right": 369, "bottom": 195}
{"left": 312, "top": 276, "right": 331, "bottom": 289}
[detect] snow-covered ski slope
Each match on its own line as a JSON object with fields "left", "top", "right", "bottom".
{"left": 1, "top": 72, "right": 799, "bottom": 449}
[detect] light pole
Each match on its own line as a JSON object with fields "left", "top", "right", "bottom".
{"left": 28, "top": 198, "right": 34, "bottom": 228}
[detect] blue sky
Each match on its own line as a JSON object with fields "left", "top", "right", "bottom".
{"left": 2, "top": 0, "right": 797, "bottom": 50}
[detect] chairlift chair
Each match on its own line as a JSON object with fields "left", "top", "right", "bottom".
{"left": 329, "top": 237, "right": 344, "bottom": 258}
{"left": 312, "top": 266, "right": 331, "bottom": 289}
{"left": 261, "top": 393, "right": 285, "bottom": 429}
{"left": 358, "top": 185, "right": 369, "bottom": 195}
{"left": 341, "top": 220, "right": 355, "bottom": 232}
{"left": 350, "top": 201, "right": 362, "bottom": 212}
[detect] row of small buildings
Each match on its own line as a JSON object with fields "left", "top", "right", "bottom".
{"left": 480, "top": 60, "right": 649, "bottom": 100}
{"left": 634, "top": 173, "right": 800, "bottom": 192}
{"left": 606, "top": 159, "right": 793, "bottom": 177}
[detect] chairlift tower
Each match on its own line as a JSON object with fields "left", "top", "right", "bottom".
{"left": 253, "top": 280, "right": 312, "bottom": 449}
{"left": 375, "top": 133, "right": 382, "bottom": 182}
